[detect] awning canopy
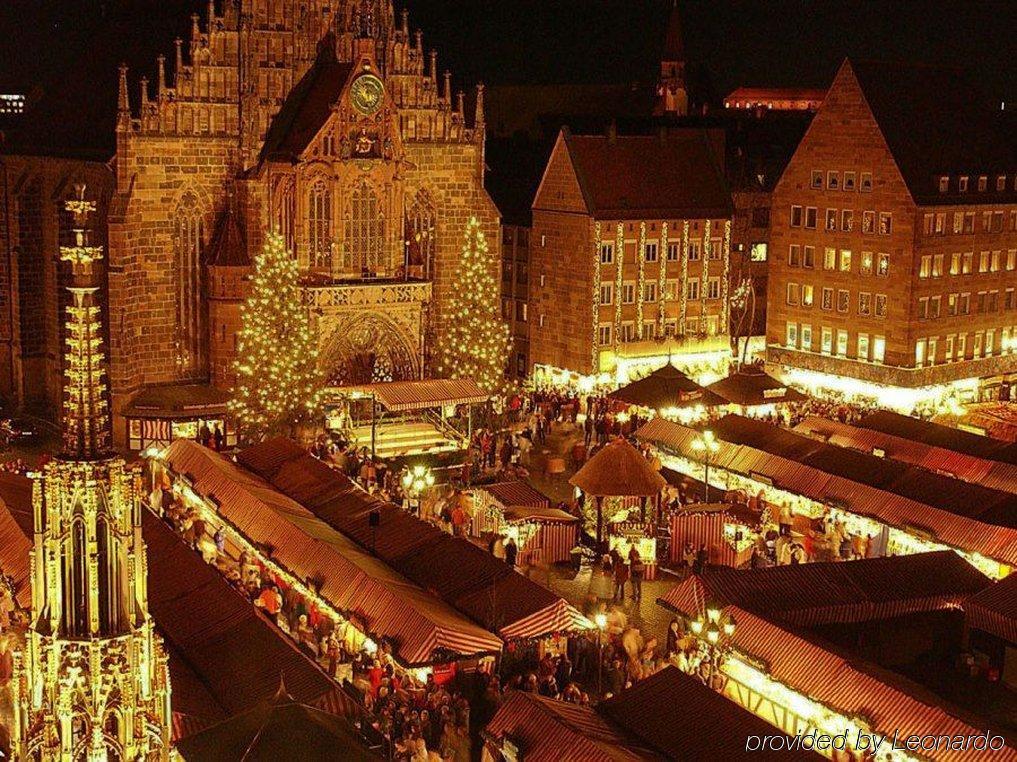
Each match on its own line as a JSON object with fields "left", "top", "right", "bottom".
{"left": 503, "top": 505, "right": 579, "bottom": 524}
{"left": 608, "top": 363, "right": 726, "bottom": 411}
{"left": 705, "top": 366, "right": 808, "bottom": 406}
{"left": 123, "top": 383, "right": 231, "bottom": 419}
{"left": 328, "top": 378, "right": 489, "bottom": 411}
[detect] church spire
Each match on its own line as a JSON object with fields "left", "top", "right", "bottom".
{"left": 59, "top": 185, "right": 110, "bottom": 459}
{"left": 655, "top": 0, "right": 688, "bottom": 116}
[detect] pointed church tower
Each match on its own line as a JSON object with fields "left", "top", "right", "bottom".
{"left": 12, "top": 186, "right": 172, "bottom": 760}
{"left": 655, "top": 0, "right": 689, "bottom": 116}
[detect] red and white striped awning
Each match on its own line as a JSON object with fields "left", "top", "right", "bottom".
{"left": 499, "top": 598, "right": 593, "bottom": 641}
{"left": 329, "top": 378, "right": 489, "bottom": 411}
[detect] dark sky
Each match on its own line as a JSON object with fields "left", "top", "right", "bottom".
{"left": 2, "top": 0, "right": 1015, "bottom": 103}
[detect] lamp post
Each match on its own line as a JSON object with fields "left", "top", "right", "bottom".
{"left": 690, "top": 429, "right": 720, "bottom": 503}
{"left": 594, "top": 612, "right": 608, "bottom": 697}
{"left": 688, "top": 602, "right": 737, "bottom": 687}
{"left": 400, "top": 464, "right": 435, "bottom": 514}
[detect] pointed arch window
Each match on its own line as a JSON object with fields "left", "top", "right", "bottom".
{"left": 405, "top": 190, "right": 436, "bottom": 280}
{"left": 345, "top": 181, "right": 385, "bottom": 277}
{"left": 273, "top": 177, "right": 296, "bottom": 255}
{"left": 308, "top": 179, "right": 333, "bottom": 270}
{"left": 174, "top": 192, "right": 204, "bottom": 374}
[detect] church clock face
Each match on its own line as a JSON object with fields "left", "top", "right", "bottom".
{"left": 350, "top": 74, "right": 384, "bottom": 115}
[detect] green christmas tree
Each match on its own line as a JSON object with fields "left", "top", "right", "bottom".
{"left": 229, "top": 231, "right": 324, "bottom": 440}
{"left": 436, "top": 217, "right": 510, "bottom": 392}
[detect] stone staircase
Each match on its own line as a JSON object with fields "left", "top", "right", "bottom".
{"left": 349, "top": 420, "right": 462, "bottom": 459}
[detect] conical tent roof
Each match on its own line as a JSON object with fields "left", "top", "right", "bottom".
{"left": 570, "top": 438, "right": 667, "bottom": 497}
{"left": 608, "top": 363, "right": 726, "bottom": 411}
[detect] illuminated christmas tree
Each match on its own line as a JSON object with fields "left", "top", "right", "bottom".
{"left": 436, "top": 217, "right": 510, "bottom": 392}
{"left": 230, "top": 231, "right": 323, "bottom": 440}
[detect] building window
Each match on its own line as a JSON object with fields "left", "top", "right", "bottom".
{"left": 707, "top": 278, "right": 721, "bottom": 300}
{"left": 991, "top": 250, "right": 1001, "bottom": 272}
{"left": 173, "top": 192, "right": 204, "bottom": 375}
{"left": 786, "top": 282, "right": 800, "bottom": 306}
{"left": 688, "top": 241, "right": 701, "bottom": 261}
{"left": 947, "top": 293, "right": 958, "bottom": 316}
{"left": 405, "top": 190, "right": 437, "bottom": 278}
{"left": 978, "top": 176, "right": 987, "bottom": 192}
{"left": 643, "top": 242, "right": 658, "bottom": 262}
{"left": 858, "top": 292, "right": 871, "bottom": 316}
{"left": 687, "top": 280, "right": 700, "bottom": 300}
{"left": 862, "top": 211, "right": 875, "bottom": 234}
{"left": 600, "top": 242, "right": 614, "bottom": 264}
{"left": 308, "top": 178, "right": 333, "bottom": 270}
{"left": 821, "top": 287, "right": 833, "bottom": 311}
{"left": 962, "top": 252, "right": 973, "bottom": 274}
{"left": 843, "top": 172, "right": 856, "bottom": 191}
{"left": 790, "top": 205, "right": 803, "bottom": 227}
{"left": 945, "top": 335, "right": 955, "bottom": 362}
{"left": 644, "top": 282, "right": 657, "bottom": 303}
{"left": 873, "top": 335, "right": 886, "bottom": 363}
{"left": 915, "top": 339, "right": 927, "bottom": 367}
{"left": 874, "top": 293, "right": 887, "bottom": 317}
{"left": 837, "top": 289, "right": 849, "bottom": 313}
{"left": 786, "top": 322, "right": 798, "bottom": 348}
{"left": 930, "top": 296, "right": 941, "bottom": 319}
{"left": 919, "top": 255, "right": 931, "bottom": 279}
{"left": 802, "top": 284, "right": 814, "bottom": 307}
{"left": 860, "top": 251, "right": 873, "bottom": 275}
{"left": 860, "top": 173, "right": 872, "bottom": 191}
{"left": 811, "top": 171, "right": 823, "bottom": 189}
{"left": 788, "top": 244, "right": 801, "bottom": 267}
{"left": 598, "top": 324, "right": 612, "bottom": 345}
{"left": 877, "top": 253, "right": 889, "bottom": 277}
{"left": 918, "top": 297, "right": 928, "bottom": 320}
{"left": 960, "top": 292, "right": 971, "bottom": 315}
{"left": 345, "top": 181, "right": 385, "bottom": 276}
{"left": 979, "top": 251, "right": 990, "bottom": 273}
{"left": 841, "top": 210, "right": 854, "bottom": 232}
{"left": 825, "top": 208, "right": 838, "bottom": 231}
{"left": 803, "top": 246, "right": 815, "bottom": 268}
{"left": 950, "top": 253, "right": 960, "bottom": 275}
{"left": 939, "top": 176, "right": 949, "bottom": 193}
{"left": 836, "top": 329, "right": 848, "bottom": 357}
{"left": 821, "top": 326, "right": 833, "bottom": 355}
{"left": 959, "top": 176, "right": 969, "bottom": 192}
{"left": 1006, "top": 288, "right": 1015, "bottom": 310}
{"left": 642, "top": 321, "right": 656, "bottom": 339}
{"left": 963, "top": 212, "right": 975, "bottom": 233}
{"left": 997, "top": 175, "right": 1006, "bottom": 191}
{"left": 804, "top": 207, "right": 817, "bottom": 229}
{"left": 622, "top": 282, "right": 636, "bottom": 304}
{"left": 827, "top": 171, "right": 840, "bottom": 190}
{"left": 878, "top": 212, "right": 892, "bottom": 235}
{"left": 934, "top": 212, "right": 945, "bottom": 234}
{"left": 857, "top": 333, "right": 870, "bottom": 361}
{"left": 708, "top": 238, "right": 723, "bottom": 260}
{"left": 823, "top": 247, "right": 836, "bottom": 270}
{"left": 839, "top": 250, "right": 852, "bottom": 272}
{"left": 600, "top": 283, "right": 614, "bottom": 305}
{"left": 666, "top": 242, "right": 680, "bottom": 261}
{"left": 749, "top": 242, "right": 767, "bottom": 262}
{"left": 801, "top": 324, "right": 812, "bottom": 351}
{"left": 273, "top": 177, "right": 296, "bottom": 254}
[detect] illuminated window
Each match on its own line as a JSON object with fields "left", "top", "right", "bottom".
{"left": 837, "top": 289, "right": 849, "bottom": 313}
{"left": 947, "top": 293, "right": 958, "bottom": 316}
{"left": 878, "top": 212, "right": 892, "bottom": 235}
{"left": 749, "top": 242, "right": 767, "bottom": 262}
{"left": 945, "top": 335, "right": 955, "bottom": 361}
{"left": 962, "top": 252, "right": 973, "bottom": 274}
{"left": 957, "top": 333, "right": 967, "bottom": 359}
{"left": 874, "top": 293, "right": 887, "bottom": 317}
{"left": 821, "top": 326, "right": 833, "bottom": 355}
{"left": 932, "top": 254, "right": 944, "bottom": 277}
{"left": 802, "top": 284, "right": 814, "bottom": 307}
{"left": 915, "top": 339, "right": 927, "bottom": 367}
{"left": 919, "top": 255, "right": 931, "bottom": 278}
{"left": 825, "top": 208, "right": 838, "bottom": 231}
{"left": 308, "top": 178, "right": 333, "bottom": 270}
{"left": 786, "top": 322, "right": 798, "bottom": 348}
{"left": 823, "top": 247, "right": 836, "bottom": 270}
{"left": 839, "top": 250, "right": 852, "bottom": 272}
{"left": 836, "top": 329, "right": 848, "bottom": 357}
{"left": 841, "top": 209, "right": 854, "bottom": 231}
{"left": 991, "top": 250, "right": 1001, "bottom": 272}
{"left": 346, "top": 181, "right": 385, "bottom": 276}
{"left": 860, "top": 251, "right": 873, "bottom": 275}
{"left": 938, "top": 176, "right": 949, "bottom": 193}
{"left": 1008, "top": 250, "right": 1017, "bottom": 271}
{"left": 950, "top": 253, "right": 960, "bottom": 275}
{"left": 872, "top": 335, "right": 886, "bottom": 363}
{"left": 857, "top": 333, "right": 870, "bottom": 361}
{"left": 862, "top": 211, "right": 875, "bottom": 234}
{"left": 959, "top": 176, "right": 969, "bottom": 192}
{"left": 821, "top": 287, "right": 833, "bottom": 311}
{"left": 801, "top": 324, "right": 812, "bottom": 350}
{"left": 877, "top": 253, "right": 889, "bottom": 277}
{"left": 858, "top": 292, "right": 871, "bottom": 316}
{"left": 979, "top": 251, "right": 990, "bottom": 273}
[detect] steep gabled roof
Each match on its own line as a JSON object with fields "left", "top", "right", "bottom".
{"left": 206, "top": 203, "right": 249, "bottom": 267}
{"left": 260, "top": 52, "right": 355, "bottom": 163}
{"left": 845, "top": 59, "right": 1017, "bottom": 205}
{"left": 561, "top": 127, "right": 731, "bottom": 219}
{"left": 661, "top": 1, "right": 684, "bottom": 62}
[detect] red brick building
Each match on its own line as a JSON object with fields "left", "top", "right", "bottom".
{"left": 1, "top": 1, "right": 499, "bottom": 448}
{"left": 529, "top": 127, "right": 732, "bottom": 384}
{"left": 767, "top": 59, "right": 1017, "bottom": 408}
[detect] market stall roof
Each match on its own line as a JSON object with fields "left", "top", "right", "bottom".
{"left": 964, "top": 573, "right": 1017, "bottom": 646}
{"left": 705, "top": 366, "right": 808, "bottom": 406}
{"left": 328, "top": 378, "right": 489, "bottom": 411}
{"left": 483, "top": 690, "right": 660, "bottom": 762}
{"left": 794, "top": 415, "right": 1017, "bottom": 495}
{"left": 635, "top": 417, "right": 1017, "bottom": 567}
{"left": 236, "top": 438, "right": 592, "bottom": 640}
{"left": 570, "top": 438, "right": 667, "bottom": 497}
{"left": 0, "top": 473, "right": 34, "bottom": 608}
{"left": 162, "top": 440, "right": 504, "bottom": 666}
{"left": 659, "top": 552, "right": 990, "bottom": 627}
{"left": 857, "top": 411, "right": 1017, "bottom": 465}
{"left": 608, "top": 363, "right": 727, "bottom": 411}
{"left": 503, "top": 505, "right": 578, "bottom": 524}
{"left": 123, "top": 382, "right": 231, "bottom": 419}
{"left": 477, "top": 480, "right": 551, "bottom": 508}
{"left": 175, "top": 682, "right": 379, "bottom": 762}
{"left": 599, "top": 667, "right": 821, "bottom": 761}
{"left": 724, "top": 606, "right": 1006, "bottom": 761}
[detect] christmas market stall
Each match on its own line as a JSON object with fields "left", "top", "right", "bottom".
{"left": 608, "top": 362, "right": 727, "bottom": 424}
{"left": 705, "top": 364, "right": 807, "bottom": 417}
{"left": 668, "top": 502, "right": 762, "bottom": 568}
{"left": 570, "top": 438, "right": 667, "bottom": 555}
{"left": 472, "top": 481, "right": 579, "bottom": 565}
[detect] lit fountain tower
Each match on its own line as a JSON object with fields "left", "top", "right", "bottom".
{"left": 12, "top": 186, "right": 171, "bottom": 760}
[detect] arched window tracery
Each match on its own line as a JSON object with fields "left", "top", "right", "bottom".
{"left": 174, "top": 192, "right": 204, "bottom": 374}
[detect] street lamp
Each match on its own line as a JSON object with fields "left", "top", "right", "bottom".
{"left": 690, "top": 429, "right": 720, "bottom": 503}
{"left": 688, "top": 603, "right": 737, "bottom": 686}
{"left": 594, "top": 613, "right": 608, "bottom": 697}
{"left": 400, "top": 464, "right": 435, "bottom": 511}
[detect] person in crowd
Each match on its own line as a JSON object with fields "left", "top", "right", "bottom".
{"left": 504, "top": 536, "right": 518, "bottom": 567}
{"left": 628, "top": 547, "right": 644, "bottom": 602}
{"left": 612, "top": 554, "right": 629, "bottom": 602}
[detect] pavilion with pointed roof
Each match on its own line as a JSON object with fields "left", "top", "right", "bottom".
{"left": 608, "top": 363, "right": 726, "bottom": 413}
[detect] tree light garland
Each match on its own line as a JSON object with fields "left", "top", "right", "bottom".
{"left": 435, "top": 217, "right": 510, "bottom": 393}
{"left": 229, "top": 231, "right": 325, "bottom": 441}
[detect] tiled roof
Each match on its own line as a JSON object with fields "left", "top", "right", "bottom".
{"left": 659, "top": 551, "right": 990, "bottom": 627}
{"left": 561, "top": 128, "right": 732, "bottom": 219}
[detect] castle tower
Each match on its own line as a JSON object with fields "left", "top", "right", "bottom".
{"left": 655, "top": 0, "right": 688, "bottom": 116}
{"left": 12, "top": 186, "right": 172, "bottom": 760}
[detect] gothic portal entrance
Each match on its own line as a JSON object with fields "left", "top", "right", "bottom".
{"left": 323, "top": 314, "right": 419, "bottom": 386}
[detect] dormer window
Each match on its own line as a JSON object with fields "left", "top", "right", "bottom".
{"left": 959, "top": 176, "right": 969, "bottom": 192}
{"left": 938, "top": 176, "right": 949, "bottom": 193}
{"left": 978, "top": 176, "right": 987, "bottom": 192}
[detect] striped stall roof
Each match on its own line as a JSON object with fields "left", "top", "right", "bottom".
{"left": 659, "top": 552, "right": 990, "bottom": 626}
{"left": 478, "top": 480, "right": 551, "bottom": 508}
{"left": 727, "top": 607, "right": 1014, "bottom": 761}
{"left": 484, "top": 691, "right": 659, "bottom": 762}
{"left": 795, "top": 416, "right": 1017, "bottom": 495}
{"left": 0, "top": 473, "right": 33, "bottom": 608}
{"left": 502, "top": 505, "right": 578, "bottom": 523}
{"left": 964, "top": 573, "right": 1017, "bottom": 645}
{"left": 163, "top": 440, "right": 503, "bottom": 666}
{"left": 331, "top": 378, "right": 489, "bottom": 411}
{"left": 636, "top": 417, "right": 1017, "bottom": 567}
{"left": 600, "top": 667, "right": 820, "bottom": 760}
{"left": 237, "top": 439, "right": 592, "bottom": 640}
{"left": 857, "top": 411, "right": 1017, "bottom": 465}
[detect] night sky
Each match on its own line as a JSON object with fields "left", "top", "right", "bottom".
{"left": 2, "top": 0, "right": 1015, "bottom": 103}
